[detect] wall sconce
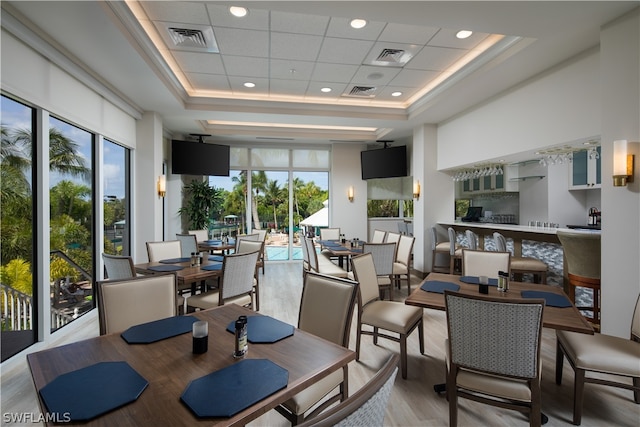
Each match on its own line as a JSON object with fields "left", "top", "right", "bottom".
{"left": 613, "top": 140, "right": 635, "bottom": 186}
{"left": 347, "top": 186, "right": 354, "bottom": 202}
{"left": 157, "top": 175, "right": 166, "bottom": 197}
{"left": 413, "top": 180, "right": 421, "bottom": 200}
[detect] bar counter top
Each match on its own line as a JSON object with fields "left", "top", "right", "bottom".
{"left": 438, "top": 221, "right": 602, "bottom": 236}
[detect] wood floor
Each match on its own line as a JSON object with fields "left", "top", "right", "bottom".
{"left": 1, "top": 262, "right": 638, "bottom": 426}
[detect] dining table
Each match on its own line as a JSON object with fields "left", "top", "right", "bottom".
{"left": 317, "top": 239, "right": 363, "bottom": 270}
{"left": 198, "top": 239, "right": 236, "bottom": 255}
{"left": 27, "top": 304, "right": 356, "bottom": 426}
{"left": 135, "top": 255, "right": 225, "bottom": 294}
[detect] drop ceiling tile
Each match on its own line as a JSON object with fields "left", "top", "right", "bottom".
{"left": 206, "top": 4, "right": 269, "bottom": 30}
{"left": 171, "top": 51, "right": 225, "bottom": 74}
{"left": 390, "top": 68, "right": 440, "bottom": 87}
{"left": 428, "top": 28, "right": 490, "bottom": 49}
{"left": 271, "top": 32, "right": 323, "bottom": 61}
{"left": 363, "top": 41, "right": 423, "bottom": 67}
{"left": 350, "top": 65, "right": 401, "bottom": 86}
{"left": 325, "top": 17, "right": 386, "bottom": 41}
{"left": 269, "top": 78, "right": 310, "bottom": 96}
{"left": 221, "top": 56, "right": 269, "bottom": 78}
{"left": 406, "top": 46, "right": 467, "bottom": 71}
{"left": 213, "top": 27, "right": 269, "bottom": 57}
{"left": 140, "top": 2, "right": 210, "bottom": 26}
{"left": 310, "top": 62, "right": 359, "bottom": 83}
{"left": 270, "top": 59, "right": 315, "bottom": 81}
{"left": 378, "top": 23, "right": 439, "bottom": 45}
{"left": 228, "top": 76, "right": 270, "bottom": 95}
{"left": 186, "top": 73, "right": 231, "bottom": 91}
{"left": 317, "top": 38, "right": 375, "bottom": 65}
{"left": 270, "top": 11, "right": 329, "bottom": 35}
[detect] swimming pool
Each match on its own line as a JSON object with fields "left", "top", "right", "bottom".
{"left": 265, "top": 246, "right": 303, "bottom": 261}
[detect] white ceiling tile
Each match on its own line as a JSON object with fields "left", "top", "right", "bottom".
{"left": 206, "top": 4, "right": 270, "bottom": 30}
{"left": 221, "top": 56, "right": 269, "bottom": 78}
{"left": 269, "top": 79, "right": 309, "bottom": 96}
{"left": 270, "top": 59, "right": 315, "bottom": 81}
{"left": 310, "top": 63, "right": 359, "bottom": 83}
{"left": 390, "top": 69, "right": 440, "bottom": 87}
{"left": 270, "top": 11, "right": 329, "bottom": 35}
{"left": 317, "top": 38, "right": 375, "bottom": 65}
{"left": 378, "top": 23, "right": 439, "bottom": 45}
{"left": 406, "top": 46, "right": 467, "bottom": 71}
{"left": 350, "top": 65, "right": 401, "bottom": 86}
{"left": 171, "top": 51, "right": 224, "bottom": 74}
{"left": 428, "top": 29, "right": 490, "bottom": 49}
{"left": 140, "top": 2, "right": 210, "bottom": 26}
{"left": 271, "top": 33, "right": 323, "bottom": 61}
{"left": 228, "top": 76, "right": 270, "bottom": 95}
{"left": 186, "top": 73, "right": 230, "bottom": 91}
{"left": 325, "top": 17, "right": 386, "bottom": 41}
{"left": 213, "top": 28, "right": 269, "bottom": 57}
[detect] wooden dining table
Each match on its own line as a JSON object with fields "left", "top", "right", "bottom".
{"left": 135, "top": 257, "right": 224, "bottom": 294}
{"left": 406, "top": 272, "right": 594, "bottom": 335}
{"left": 317, "top": 239, "right": 363, "bottom": 270}
{"left": 27, "top": 304, "right": 356, "bottom": 426}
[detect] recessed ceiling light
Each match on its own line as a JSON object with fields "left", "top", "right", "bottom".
{"left": 391, "top": 91, "right": 403, "bottom": 97}
{"left": 229, "top": 6, "right": 248, "bottom": 17}
{"left": 350, "top": 19, "right": 367, "bottom": 29}
{"left": 243, "top": 82, "right": 255, "bottom": 88}
{"left": 320, "top": 87, "right": 332, "bottom": 93}
{"left": 456, "top": 30, "right": 473, "bottom": 39}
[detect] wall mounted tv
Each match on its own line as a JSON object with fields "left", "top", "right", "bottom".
{"left": 171, "top": 140, "right": 230, "bottom": 176}
{"left": 360, "top": 145, "right": 408, "bottom": 180}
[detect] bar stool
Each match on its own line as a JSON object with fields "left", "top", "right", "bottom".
{"left": 448, "top": 227, "right": 463, "bottom": 274}
{"left": 465, "top": 229, "right": 479, "bottom": 250}
{"left": 556, "top": 230, "right": 601, "bottom": 328}
{"left": 429, "top": 227, "right": 450, "bottom": 273}
{"left": 493, "top": 232, "right": 547, "bottom": 284}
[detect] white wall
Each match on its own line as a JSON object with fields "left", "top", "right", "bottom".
{"left": 331, "top": 144, "right": 368, "bottom": 241}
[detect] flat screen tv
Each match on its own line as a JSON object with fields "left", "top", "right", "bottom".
{"left": 360, "top": 145, "right": 408, "bottom": 180}
{"left": 171, "top": 140, "right": 230, "bottom": 176}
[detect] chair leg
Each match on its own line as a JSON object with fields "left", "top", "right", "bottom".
{"left": 634, "top": 377, "right": 640, "bottom": 404}
{"left": 573, "top": 368, "right": 586, "bottom": 425}
{"left": 555, "top": 340, "right": 564, "bottom": 385}
{"left": 447, "top": 371, "right": 458, "bottom": 427}
{"left": 400, "top": 333, "right": 408, "bottom": 379}
{"left": 356, "top": 324, "right": 362, "bottom": 361}
{"left": 418, "top": 319, "right": 425, "bottom": 355}
{"left": 449, "top": 257, "right": 455, "bottom": 274}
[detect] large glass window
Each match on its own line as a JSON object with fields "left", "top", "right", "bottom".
{"left": 1, "top": 95, "right": 37, "bottom": 361}
{"left": 48, "top": 117, "right": 93, "bottom": 332}
{"left": 103, "top": 140, "right": 130, "bottom": 256}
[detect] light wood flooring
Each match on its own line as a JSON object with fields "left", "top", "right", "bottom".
{"left": 1, "top": 262, "right": 638, "bottom": 426}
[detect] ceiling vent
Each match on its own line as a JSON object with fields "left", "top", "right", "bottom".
{"left": 344, "top": 86, "right": 377, "bottom": 98}
{"left": 364, "top": 44, "right": 419, "bottom": 67}
{"left": 376, "top": 49, "right": 406, "bottom": 63}
{"left": 155, "top": 22, "right": 219, "bottom": 53}
{"left": 168, "top": 28, "right": 208, "bottom": 48}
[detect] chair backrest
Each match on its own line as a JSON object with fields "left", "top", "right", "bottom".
{"left": 429, "top": 227, "right": 439, "bottom": 251}
{"left": 237, "top": 239, "right": 263, "bottom": 255}
{"left": 102, "top": 253, "right": 135, "bottom": 280}
{"left": 556, "top": 230, "right": 601, "bottom": 280}
{"left": 320, "top": 228, "right": 341, "bottom": 241}
{"left": 305, "top": 236, "right": 319, "bottom": 272}
{"left": 631, "top": 294, "right": 640, "bottom": 341}
{"left": 351, "top": 253, "right": 381, "bottom": 307}
{"left": 371, "top": 229, "right": 387, "bottom": 243}
{"left": 465, "top": 230, "right": 478, "bottom": 250}
{"left": 385, "top": 232, "right": 401, "bottom": 244}
{"left": 462, "top": 249, "right": 510, "bottom": 278}
{"left": 397, "top": 221, "right": 408, "bottom": 235}
{"left": 176, "top": 233, "right": 198, "bottom": 257}
{"left": 493, "top": 232, "right": 508, "bottom": 252}
{"left": 406, "top": 222, "right": 413, "bottom": 236}
{"left": 396, "top": 234, "right": 415, "bottom": 265}
{"left": 220, "top": 250, "right": 261, "bottom": 302}
{"left": 362, "top": 243, "right": 396, "bottom": 277}
{"left": 298, "top": 271, "right": 358, "bottom": 348}
{"left": 251, "top": 229, "right": 268, "bottom": 242}
{"left": 146, "top": 240, "right": 182, "bottom": 262}
{"left": 97, "top": 274, "right": 177, "bottom": 335}
{"left": 188, "top": 229, "right": 209, "bottom": 243}
{"left": 448, "top": 227, "right": 458, "bottom": 255}
{"left": 297, "top": 354, "right": 399, "bottom": 427}
{"left": 445, "top": 291, "right": 544, "bottom": 379}
{"left": 235, "top": 233, "right": 260, "bottom": 251}
{"left": 301, "top": 235, "right": 310, "bottom": 271}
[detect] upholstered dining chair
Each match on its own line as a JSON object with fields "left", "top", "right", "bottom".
{"left": 146, "top": 240, "right": 182, "bottom": 262}
{"left": 236, "top": 239, "right": 264, "bottom": 311}
{"left": 448, "top": 227, "right": 464, "bottom": 274}
{"left": 462, "top": 249, "right": 510, "bottom": 279}
{"left": 430, "top": 226, "right": 451, "bottom": 273}
{"left": 188, "top": 229, "right": 209, "bottom": 243}
{"left": 102, "top": 253, "right": 135, "bottom": 280}
{"left": 493, "top": 232, "right": 547, "bottom": 284}
{"left": 351, "top": 253, "right": 424, "bottom": 379}
{"left": 555, "top": 294, "right": 640, "bottom": 425}
{"left": 251, "top": 228, "right": 268, "bottom": 273}
{"left": 297, "top": 354, "right": 399, "bottom": 427}
{"left": 319, "top": 227, "right": 341, "bottom": 241}
{"left": 393, "top": 234, "right": 415, "bottom": 294}
{"left": 176, "top": 233, "right": 199, "bottom": 258}
{"left": 444, "top": 291, "right": 545, "bottom": 427}
{"left": 235, "top": 233, "right": 260, "bottom": 250}
{"left": 97, "top": 274, "right": 177, "bottom": 335}
{"left": 276, "top": 271, "right": 358, "bottom": 425}
{"left": 384, "top": 231, "right": 401, "bottom": 245}
{"left": 361, "top": 242, "right": 397, "bottom": 300}
{"left": 371, "top": 229, "right": 387, "bottom": 243}
{"left": 306, "top": 236, "right": 349, "bottom": 278}
{"left": 186, "top": 250, "right": 260, "bottom": 311}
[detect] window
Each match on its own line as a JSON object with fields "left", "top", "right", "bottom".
{"left": 103, "top": 140, "right": 130, "bottom": 256}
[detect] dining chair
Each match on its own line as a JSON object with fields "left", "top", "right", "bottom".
{"left": 301, "top": 233, "right": 311, "bottom": 276}
{"left": 371, "top": 229, "right": 387, "bottom": 243}
{"left": 351, "top": 252, "right": 424, "bottom": 379}
{"left": 493, "top": 232, "right": 547, "bottom": 284}
{"left": 251, "top": 229, "right": 268, "bottom": 273}
{"left": 555, "top": 294, "right": 640, "bottom": 425}
{"left": 448, "top": 227, "right": 463, "bottom": 274}
{"left": 96, "top": 274, "right": 177, "bottom": 335}
{"left": 235, "top": 233, "right": 260, "bottom": 251}
{"left": 362, "top": 242, "right": 397, "bottom": 300}
{"left": 176, "top": 233, "right": 199, "bottom": 258}
{"left": 102, "top": 253, "right": 135, "bottom": 280}
{"left": 430, "top": 226, "right": 451, "bottom": 273}
{"left": 306, "top": 236, "right": 349, "bottom": 278}
{"left": 461, "top": 249, "right": 510, "bottom": 279}
{"left": 276, "top": 271, "right": 358, "bottom": 425}
{"left": 296, "top": 354, "right": 399, "bottom": 427}
{"left": 186, "top": 250, "right": 260, "bottom": 311}
{"left": 393, "top": 234, "right": 415, "bottom": 294}
{"left": 188, "top": 229, "right": 209, "bottom": 243}
{"left": 319, "top": 227, "right": 341, "bottom": 260}
{"left": 384, "top": 231, "right": 401, "bottom": 245}
{"left": 236, "top": 239, "right": 264, "bottom": 311}
{"left": 444, "top": 291, "right": 545, "bottom": 427}
{"left": 397, "top": 221, "right": 408, "bottom": 235}
{"left": 146, "top": 240, "right": 182, "bottom": 262}
{"left": 465, "top": 229, "right": 478, "bottom": 250}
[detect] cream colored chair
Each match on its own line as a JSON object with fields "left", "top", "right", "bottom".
{"left": 351, "top": 252, "right": 424, "bottom": 379}
{"left": 236, "top": 239, "right": 264, "bottom": 311}
{"left": 555, "top": 294, "right": 640, "bottom": 425}
{"left": 306, "top": 236, "right": 349, "bottom": 278}
{"left": 276, "top": 271, "right": 358, "bottom": 425}
{"left": 493, "top": 232, "right": 547, "bottom": 284}
{"left": 102, "top": 253, "right": 135, "bottom": 280}
{"left": 251, "top": 229, "right": 268, "bottom": 273}
{"left": 235, "top": 233, "right": 260, "bottom": 251}
{"left": 320, "top": 227, "right": 341, "bottom": 241}
{"left": 297, "top": 354, "right": 399, "bottom": 427}
{"left": 462, "top": 249, "right": 510, "bottom": 279}
{"left": 186, "top": 250, "right": 260, "bottom": 311}
{"left": 146, "top": 240, "right": 182, "bottom": 262}
{"left": 188, "top": 229, "right": 209, "bottom": 243}
{"left": 445, "top": 291, "right": 545, "bottom": 427}
{"left": 97, "top": 274, "right": 177, "bottom": 335}
{"left": 448, "top": 227, "right": 464, "bottom": 274}
{"left": 384, "top": 231, "right": 401, "bottom": 245}
{"left": 430, "top": 227, "right": 451, "bottom": 273}
{"left": 371, "top": 229, "right": 387, "bottom": 243}
{"left": 176, "top": 233, "right": 199, "bottom": 257}
{"left": 362, "top": 242, "right": 397, "bottom": 300}
{"left": 393, "top": 234, "right": 415, "bottom": 294}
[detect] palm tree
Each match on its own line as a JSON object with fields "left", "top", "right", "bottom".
{"left": 264, "top": 179, "right": 285, "bottom": 231}
{"left": 251, "top": 171, "right": 267, "bottom": 230}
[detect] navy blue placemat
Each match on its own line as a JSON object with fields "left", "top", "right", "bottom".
{"left": 459, "top": 276, "right": 498, "bottom": 286}
{"left": 350, "top": 248, "right": 363, "bottom": 253}
{"left": 226, "top": 316, "right": 294, "bottom": 343}
{"left": 204, "top": 239, "right": 222, "bottom": 245}
{"left": 209, "top": 255, "right": 224, "bottom": 262}
{"left": 181, "top": 359, "right": 288, "bottom": 418}
{"left": 148, "top": 264, "right": 184, "bottom": 272}
{"left": 159, "top": 257, "right": 191, "bottom": 264}
{"left": 202, "top": 263, "right": 222, "bottom": 271}
{"left": 39, "top": 361, "right": 148, "bottom": 421}
{"left": 521, "top": 290, "right": 572, "bottom": 307}
{"left": 319, "top": 240, "right": 342, "bottom": 247}
{"left": 421, "top": 280, "right": 461, "bottom": 294}
{"left": 121, "top": 316, "right": 199, "bottom": 344}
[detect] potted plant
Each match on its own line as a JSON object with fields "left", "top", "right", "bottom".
{"left": 178, "top": 180, "right": 223, "bottom": 231}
